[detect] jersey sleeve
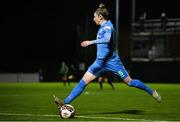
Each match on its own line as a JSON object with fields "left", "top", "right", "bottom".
{"left": 91, "top": 26, "right": 112, "bottom": 44}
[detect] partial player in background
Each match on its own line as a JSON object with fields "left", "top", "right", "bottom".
{"left": 98, "top": 72, "right": 114, "bottom": 90}
{"left": 58, "top": 61, "right": 69, "bottom": 86}
{"left": 68, "top": 64, "right": 78, "bottom": 82}
{"left": 54, "top": 3, "right": 161, "bottom": 109}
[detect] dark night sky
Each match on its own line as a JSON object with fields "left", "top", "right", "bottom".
{"left": 1, "top": 0, "right": 180, "bottom": 73}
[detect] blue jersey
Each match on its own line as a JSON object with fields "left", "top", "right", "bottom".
{"left": 87, "top": 20, "right": 129, "bottom": 80}
{"left": 91, "top": 20, "right": 116, "bottom": 59}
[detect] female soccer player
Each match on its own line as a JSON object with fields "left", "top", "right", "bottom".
{"left": 54, "top": 3, "right": 161, "bottom": 107}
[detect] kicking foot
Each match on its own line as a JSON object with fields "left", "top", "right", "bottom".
{"left": 53, "top": 95, "right": 64, "bottom": 108}
{"left": 152, "top": 90, "right": 162, "bottom": 103}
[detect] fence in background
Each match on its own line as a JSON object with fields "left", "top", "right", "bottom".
{"left": 0, "top": 73, "right": 39, "bottom": 82}
{"left": 131, "top": 18, "right": 180, "bottom": 61}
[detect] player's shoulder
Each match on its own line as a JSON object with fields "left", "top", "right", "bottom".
{"left": 103, "top": 21, "right": 113, "bottom": 31}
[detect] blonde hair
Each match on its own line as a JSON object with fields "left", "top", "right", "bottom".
{"left": 95, "top": 3, "right": 109, "bottom": 20}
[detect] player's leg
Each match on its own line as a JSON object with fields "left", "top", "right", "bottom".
{"left": 107, "top": 80, "right": 114, "bottom": 89}
{"left": 54, "top": 59, "right": 106, "bottom": 106}
{"left": 63, "top": 59, "right": 106, "bottom": 104}
{"left": 105, "top": 74, "right": 114, "bottom": 89}
{"left": 123, "top": 76, "right": 153, "bottom": 95}
{"left": 62, "top": 75, "right": 66, "bottom": 86}
{"left": 64, "top": 74, "right": 69, "bottom": 86}
{"left": 98, "top": 77, "right": 103, "bottom": 89}
{"left": 54, "top": 71, "right": 96, "bottom": 107}
{"left": 105, "top": 59, "right": 161, "bottom": 102}
{"left": 123, "top": 76, "right": 161, "bottom": 103}
{"left": 66, "top": 75, "right": 70, "bottom": 86}
{"left": 64, "top": 71, "right": 96, "bottom": 104}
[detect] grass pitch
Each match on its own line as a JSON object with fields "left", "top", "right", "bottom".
{"left": 0, "top": 82, "right": 180, "bottom": 121}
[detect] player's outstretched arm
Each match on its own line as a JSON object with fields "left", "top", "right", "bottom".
{"left": 81, "top": 40, "right": 93, "bottom": 47}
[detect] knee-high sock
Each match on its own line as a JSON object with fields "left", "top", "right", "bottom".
{"left": 64, "top": 79, "right": 86, "bottom": 104}
{"left": 128, "top": 79, "right": 153, "bottom": 95}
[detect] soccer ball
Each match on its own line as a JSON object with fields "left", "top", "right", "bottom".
{"left": 59, "top": 104, "right": 75, "bottom": 119}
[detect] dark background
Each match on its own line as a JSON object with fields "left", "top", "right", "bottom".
{"left": 1, "top": 0, "right": 180, "bottom": 81}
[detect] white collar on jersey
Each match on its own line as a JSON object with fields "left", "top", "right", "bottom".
{"left": 100, "top": 20, "right": 107, "bottom": 26}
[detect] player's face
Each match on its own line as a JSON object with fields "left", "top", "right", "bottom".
{"left": 93, "top": 13, "right": 101, "bottom": 25}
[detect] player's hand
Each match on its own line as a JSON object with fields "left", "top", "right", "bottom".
{"left": 81, "top": 40, "right": 92, "bottom": 47}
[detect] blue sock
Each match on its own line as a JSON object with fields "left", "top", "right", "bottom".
{"left": 64, "top": 79, "right": 86, "bottom": 104}
{"left": 128, "top": 79, "right": 153, "bottom": 95}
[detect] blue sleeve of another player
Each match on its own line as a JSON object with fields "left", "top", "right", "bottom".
{"left": 91, "top": 30, "right": 112, "bottom": 44}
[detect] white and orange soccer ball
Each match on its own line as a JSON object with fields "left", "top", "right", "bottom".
{"left": 59, "top": 104, "right": 75, "bottom": 119}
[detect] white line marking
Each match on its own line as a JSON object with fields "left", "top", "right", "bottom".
{"left": 0, "top": 112, "right": 57, "bottom": 117}
{"left": 0, "top": 112, "right": 173, "bottom": 122}
{"left": 77, "top": 115, "right": 144, "bottom": 121}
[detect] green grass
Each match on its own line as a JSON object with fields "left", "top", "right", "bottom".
{"left": 0, "top": 82, "right": 180, "bottom": 121}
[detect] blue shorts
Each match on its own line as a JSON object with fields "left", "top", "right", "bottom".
{"left": 87, "top": 56, "right": 129, "bottom": 80}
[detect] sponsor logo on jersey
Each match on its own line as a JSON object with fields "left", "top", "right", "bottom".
{"left": 104, "top": 26, "right": 111, "bottom": 30}
{"left": 118, "top": 70, "right": 125, "bottom": 78}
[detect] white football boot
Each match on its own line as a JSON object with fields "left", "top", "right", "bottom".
{"left": 53, "top": 95, "right": 64, "bottom": 108}
{"left": 152, "top": 90, "right": 162, "bottom": 103}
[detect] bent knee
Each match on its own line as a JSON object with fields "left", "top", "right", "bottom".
{"left": 82, "top": 71, "right": 97, "bottom": 84}
{"left": 123, "top": 76, "right": 132, "bottom": 85}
